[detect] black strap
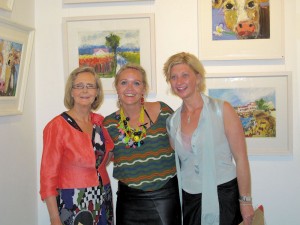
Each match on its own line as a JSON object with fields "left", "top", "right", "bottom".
{"left": 144, "top": 108, "right": 154, "bottom": 126}
{"left": 61, "top": 112, "right": 83, "bottom": 132}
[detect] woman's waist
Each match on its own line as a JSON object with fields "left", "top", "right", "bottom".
{"left": 118, "top": 175, "right": 179, "bottom": 194}
{"left": 58, "top": 167, "right": 99, "bottom": 188}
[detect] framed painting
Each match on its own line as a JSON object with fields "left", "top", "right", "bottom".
{"left": 63, "top": 14, "right": 156, "bottom": 94}
{"left": 63, "top": 0, "right": 152, "bottom": 4}
{"left": 0, "top": 0, "right": 14, "bottom": 11}
{"left": 206, "top": 71, "right": 292, "bottom": 155}
{"left": 0, "top": 18, "right": 34, "bottom": 116}
{"left": 198, "top": 0, "right": 284, "bottom": 60}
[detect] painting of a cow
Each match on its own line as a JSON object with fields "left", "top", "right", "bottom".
{"left": 212, "top": 0, "right": 270, "bottom": 40}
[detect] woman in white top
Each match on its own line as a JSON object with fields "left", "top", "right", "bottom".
{"left": 163, "top": 52, "right": 254, "bottom": 225}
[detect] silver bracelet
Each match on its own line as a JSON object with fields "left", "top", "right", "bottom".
{"left": 239, "top": 195, "right": 252, "bottom": 202}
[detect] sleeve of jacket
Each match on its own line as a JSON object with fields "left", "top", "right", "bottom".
{"left": 40, "top": 117, "right": 64, "bottom": 201}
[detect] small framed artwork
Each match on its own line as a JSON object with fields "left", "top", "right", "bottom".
{"left": 0, "top": 18, "right": 35, "bottom": 116}
{"left": 0, "top": 0, "right": 14, "bottom": 11}
{"left": 206, "top": 72, "right": 292, "bottom": 155}
{"left": 198, "top": 0, "right": 284, "bottom": 60}
{"left": 63, "top": 14, "right": 156, "bottom": 94}
{"left": 63, "top": 0, "right": 152, "bottom": 4}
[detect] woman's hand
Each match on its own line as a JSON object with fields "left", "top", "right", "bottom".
{"left": 50, "top": 215, "right": 63, "bottom": 225}
{"left": 240, "top": 203, "right": 254, "bottom": 225}
{"left": 45, "top": 196, "right": 62, "bottom": 225}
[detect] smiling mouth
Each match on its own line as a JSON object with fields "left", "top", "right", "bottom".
{"left": 177, "top": 86, "right": 187, "bottom": 91}
{"left": 80, "top": 96, "right": 91, "bottom": 99}
{"left": 124, "top": 93, "right": 135, "bottom": 97}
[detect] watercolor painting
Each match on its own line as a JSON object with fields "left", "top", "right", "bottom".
{"left": 211, "top": 0, "right": 270, "bottom": 40}
{"left": 208, "top": 88, "right": 276, "bottom": 138}
{"left": 0, "top": 38, "right": 22, "bottom": 97}
{"left": 77, "top": 29, "right": 140, "bottom": 78}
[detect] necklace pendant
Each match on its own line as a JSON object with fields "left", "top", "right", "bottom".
{"left": 187, "top": 115, "right": 191, "bottom": 123}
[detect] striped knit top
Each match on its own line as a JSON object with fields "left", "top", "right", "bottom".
{"left": 103, "top": 101, "right": 176, "bottom": 191}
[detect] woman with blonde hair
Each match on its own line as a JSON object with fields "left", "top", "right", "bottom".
{"left": 103, "top": 63, "right": 181, "bottom": 225}
{"left": 163, "top": 52, "right": 254, "bottom": 225}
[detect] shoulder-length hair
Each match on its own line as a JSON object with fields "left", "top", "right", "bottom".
{"left": 64, "top": 66, "right": 104, "bottom": 110}
{"left": 163, "top": 52, "right": 206, "bottom": 93}
{"left": 114, "top": 63, "right": 149, "bottom": 96}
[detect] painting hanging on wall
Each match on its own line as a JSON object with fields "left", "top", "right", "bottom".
{"left": 0, "top": 18, "right": 34, "bottom": 116}
{"left": 209, "top": 87, "right": 276, "bottom": 138}
{"left": 198, "top": 0, "right": 284, "bottom": 60}
{"left": 206, "top": 71, "right": 292, "bottom": 155}
{"left": 63, "top": 14, "right": 156, "bottom": 94}
{"left": 211, "top": 1, "right": 270, "bottom": 40}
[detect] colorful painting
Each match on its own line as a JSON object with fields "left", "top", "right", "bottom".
{"left": 208, "top": 88, "right": 276, "bottom": 138}
{"left": 0, "top": 39, "right": 23, "bottom": 97}
{"left": 77, "top": 30, "right": 140, "bottom": 78}
{"left": 211, "top": 0, "right": 270, "bottom": 40}
{"left": 64, "top": 14, "right": 155, "bottom": 94}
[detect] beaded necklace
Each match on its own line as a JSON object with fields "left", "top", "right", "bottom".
{"left": 116, "top": 106, "right": 147, "bottom": 148}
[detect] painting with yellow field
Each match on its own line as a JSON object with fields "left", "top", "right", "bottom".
{"left": 208, "top": 87, "right": 276, "bottom": 138}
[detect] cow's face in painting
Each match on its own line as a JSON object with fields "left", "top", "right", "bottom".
{"left": 213, "top": 0, "right": 269, "bottom": 39}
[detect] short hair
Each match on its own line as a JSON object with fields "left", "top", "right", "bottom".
{"left": 114, "top": 63, "right": 149, "bottom": 96}
{"left": 163, "top": 52, "right": 206, "bottom": 93}
{"left": 64, "top": 66, "right": 104, "bottom": 110}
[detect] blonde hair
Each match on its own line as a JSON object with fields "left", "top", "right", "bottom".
{"left": 114, "top": 63, "right": 149, "bottom": 95}
{"left": 163, "top": 52, "right": 206, "bottom": 93}
{"left": 64, "top": 66, "right": 104, "bottom": 110}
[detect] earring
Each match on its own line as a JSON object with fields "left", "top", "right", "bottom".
{"left": 141, "top": 94, "right": 144, "bottom": 106}
{"left": 118, "top": 95, "right": 122, "bottom": 106}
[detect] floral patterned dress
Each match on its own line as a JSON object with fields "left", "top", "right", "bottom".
{"left": 57, "top": 112, "right": 114, "bottom": 225}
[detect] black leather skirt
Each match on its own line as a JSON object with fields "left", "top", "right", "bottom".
{"left": 116, "top": 176, "right": 181, "bottom": 225}
{"left": 182, "top": 178, "right": 243, "bottom": 225}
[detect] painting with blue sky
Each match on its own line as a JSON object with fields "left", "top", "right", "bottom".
{"left": 208, "top": 88, "right": 276, "bottom": 138}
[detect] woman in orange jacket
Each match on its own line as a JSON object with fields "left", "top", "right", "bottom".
{"left": 40, "top": 66, "right": 114, "bottom": 225}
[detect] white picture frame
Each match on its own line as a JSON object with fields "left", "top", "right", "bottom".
{"left": 63, "top": 14, "right": 156, "bottom": 94}
{"left": 206, "top": 71, "right": 292, "bottom": 155}
{"left": 0, "top": 18, "right": 35, "bottom": 116}
{"left": 198, "top": 0, "right": 284, "bottom": 60}
{"left": 0, "top": 0, "right": 14, "bottom": 11}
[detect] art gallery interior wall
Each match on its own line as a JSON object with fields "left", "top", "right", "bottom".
{"left": 0, "top": 0, "right": 299, "bottom": 224}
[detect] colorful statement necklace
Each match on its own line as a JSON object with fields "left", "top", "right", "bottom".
{"left": 116, "top": 107, "right": 147, "bottom": 148}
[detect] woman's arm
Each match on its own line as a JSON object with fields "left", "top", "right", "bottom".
{"left": 223, "top": 101, "right": 254, "bottom": 225}
{"left": 45, "top": 196, "right": 62, "bottom": 225}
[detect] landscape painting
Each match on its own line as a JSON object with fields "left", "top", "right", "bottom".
{"left": 63, "top": 14, "right": 156, "bottom": 94}
{"left": 208, "top": 88, "right": 276, "bottom": 138}
{"left": 77, "top": 29, "right": 140, "bottom": 78}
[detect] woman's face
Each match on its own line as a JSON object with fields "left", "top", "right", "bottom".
{"left": 116, "top": 68, "right": 145, "bottom": 106}
{"left": 169, "top": 63, "right": 200, "bottom": 99}
{"left": 71, "top": 72, "right": 98, "bottom": 109}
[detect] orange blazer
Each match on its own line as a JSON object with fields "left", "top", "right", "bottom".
{"left": 40, "top": 112, "right": 114, "bottom": 201}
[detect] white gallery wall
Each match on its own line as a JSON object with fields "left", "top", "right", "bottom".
{"left": 0, "top": 0, "right": 299, "bottom": 224}
{"left": 0, "top": 0, "right": 36, "bottom": 225}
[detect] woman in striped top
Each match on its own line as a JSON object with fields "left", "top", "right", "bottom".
{"left": 103, "top": 63, "right": 181, "bottom": 225}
